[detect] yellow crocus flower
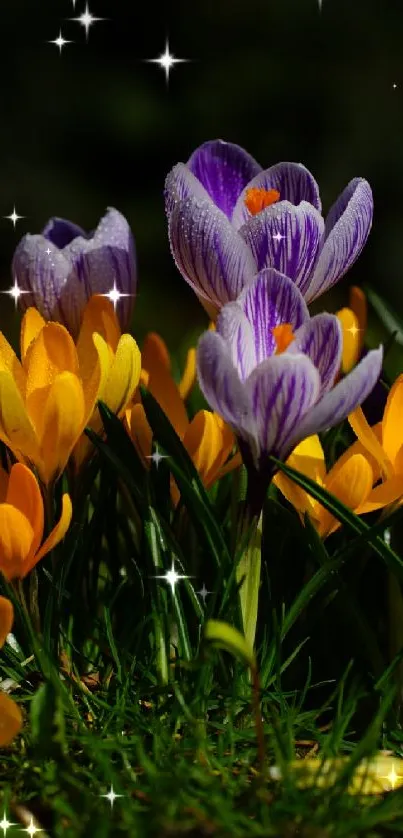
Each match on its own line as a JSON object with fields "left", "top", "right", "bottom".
{"left": 0, "top": 462, "right": 71, "bottom": 580}
{"left": 274, "top": 434, "right": 376, "bottom": 539}
{"left": 0, "top": 296, "right": 140, "bottom": 483}
{"left": 0, "top": 596, "right": 23, "bottom": 745}
{"left": 125, "top": 332, "right": 239, "bottom": 498}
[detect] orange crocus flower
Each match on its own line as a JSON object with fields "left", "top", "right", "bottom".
{"left": 0, "top": 597, "right": 22, "bottom": 745}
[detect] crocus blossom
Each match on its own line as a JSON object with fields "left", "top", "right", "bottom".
{"left": 165, "top": 139, "right": 373, "bottom": 314}
{"left": 125, "top": 332, "right": 237, "bottom": 497}
{"left": 274, "top": 434, "right": 377, "bottom": 538}
{"left": 0, "top": 597, "right": 23, "bottom": 745}
{"left": 0, "top": 296, "right": 140, "bottom": 483}
{"left": 12, "top": 208, "right": 136, "bottom": 338}
{"left": 196, "top": 268, "right": 382, "bottom": 491}
{"left": 0, "top": 463, "right": 71, "bottom": 580}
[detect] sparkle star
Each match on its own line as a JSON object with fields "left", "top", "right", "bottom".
{"left": 0, "top": 812, "right": 16, "bottom": 836}
{"left": 146, "top": 39, "right": 189, "bottom": 84}
{"left": 49, "top": 30, "right": 72, "bottom": 53}
{"left": 0, "top": 278, "right": 30, "bottom": 309}
{"left": 4, "top": 206, "right": 24, "bottom": 227}
{"left": 272, "top": 232, "right": 285, "bottom": 243}
{"left": 146, "top": 444, "right": 169, "bottom": 469}
{"left": 99, "top": 280, "right": 134, "bottom": 314}
{"left": 381, "top": 763, "right": 402, "bottom": 790}
{"left": 100, "top": 785, "right": 124, "bottom": 808}
{"left": 197, "top": 583, "right": 211, "bottom": 604}
{"left": 393, "top": 83, "right": 398, "bottom": 89}
{"left": 70, "top": 3, "right": 105, "bottom": 40}
{"left": 23, "top": 818, "right": 42, "bottom": 837}
{"left": 154, "top": 562, "right": 190, "bottom": 594}
{"left": 347, "top": 323, "right": 360, "bottom": 338}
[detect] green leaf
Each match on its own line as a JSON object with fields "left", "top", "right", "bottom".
{"left": 271, "top": 456, "right": 403, "bottom": 579}
{"left": 236, "top": 514, "right": 262, "bottom": 652}
{"left": 204, "top": 619, "right": 255, "bottom": 667}
{"left": 30, "top": 681, "right": 67, "bottom": 759}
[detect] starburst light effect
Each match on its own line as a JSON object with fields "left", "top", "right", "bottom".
{"left": 145, "top": 39, "right": 189, "bottom": 84}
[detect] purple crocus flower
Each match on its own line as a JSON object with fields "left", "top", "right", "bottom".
{"left": 197, "top": 268, "right": 382, "bottom": 513}
{"left": 12, "top": 207, "right": 136, "bottom": 338}
{"left": 165, "top": 140, "right": 373, "bottom": 313}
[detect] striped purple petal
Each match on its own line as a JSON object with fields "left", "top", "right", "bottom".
{"left": 216, "top": 303, "right": 257, "bottom": 380}
{"left": 291, "top": 347, "right": 383, "bottom": 445}
{"left": 168, "top": 194, "right": 257, "bottom": 308}
{"left": 306, "top": 179, "right": 373, "bottom": 302}
{"left": 232, "top": 162, "right": 322, "bottom": 229}
{"left": 187, "top": 140, "right": 262, "bottom": 220}
{"left": 246, "top": 354, "right": 320, "bottom": 462}
{"left": 237, "top": 268, "right": 309, "bottom": 364}
{"left": 197, "top": 330, "right": 256, "bottom": 440}
{"left": 13, "top": 207, "right": 136, "bottom": 338}
{"left": 164, "top": 163, "right": 212, "bottom": 219}
{"left": 239, "top": 201, "right": 324, "bottom": 297}
{"left": 289, "top": 314, "right": 342, "bottom": 396}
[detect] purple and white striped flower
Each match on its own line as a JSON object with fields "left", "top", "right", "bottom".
{"left": 197, "top": 267, "right": 382, "bottom": 478}
{"left": 12, "top": 207, "right": 136, "bottom": 338}
{"left": 165, "top": 139, "right": 373, "bottom": 311}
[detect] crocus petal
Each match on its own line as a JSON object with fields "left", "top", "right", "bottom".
{"left": 25, "top": 323, "right": 80, "bottom": 434}
{"left": 307, "top": 179, "right": 373, "bottom": 303}
{"left": 184, "top": 410, "right": 224, "bottom": 482}
{"left": 232, "top": 162, "right": 322, "bottom": 229}
{"left": 5, "top": 464, "right": 44, "bottom": 560}
{"left": 0, "top": 692, "right": 22, "bottom": 746}
{"left": 0, "top": 596, "right": 14, "bottom": 647}
{"left": 237, "top": 268, "right": 309, "bottom": 364}
{"left": 0, "top": 505, "right": 34, "bottom": 580}
{"left": 141, "top": 334, "right": 188, "bottom": 440}
{"left": 38, "top": 373, "right": 86, "bottom": 484}
{"left": 178, "top": 347, "right": 197, "bottom": 400}
{"left": 76, "top": 295, "right": 121, "bottom": 358}
{"left": 349, "top": 407, "right": 394, "bottom": 480}
{"left": 101, "top": 334, "right": 141, "bottom": 418}
{"left": 274, "top": 435, "right": 325, "bottom": 518}
{"left": 382, "top": 375, "right": 403, "bottom": 467}
{"left": 216, "top": 303, "right": 256, "bottom": 380}
{"left": 125, "top": 403, "right": 153, "bottom": 462}
{"left": 0, "top": 370, "right": 40, "bottom": 463}
{"left": 246, "top": 354, "right": 320, "bottom": 462}
{"left": 164, "top": 162, "right": 213, "bottom": 218}
{"left": 187, "top": 139, "right": 262, "bottom": 219}
{"left": 0, "top": 334, "right": 26, "bottom": 397}
{"left": 336, "top": 307, "right": 361, "bottom": 374}
{"left": 168, "top": 195, "right": 257, "bottom": 308}
{"left": 239, "top": 201, "right": 324, "bottom": 296}
{"left": 357, "top": 475, "right": 403, "bottom": 515}
{"left": 32, "top": 493, "right": 72, "bottom": 571}
{"left": 197, "top": 331, "right": 256, "bottom": 442}
{"left": 294, "top": 348, "right": 383, "bottom": 445}
{"left": 20, "top": 308, "right": 46, "bottom": 363}
{"left": 318, "top": 453, "right": 373, "bottom": 538}
{"left": 290, "top": 314, "right": 342, "bottom": 396}
{"left": 12, "top": 234, "right": 74, "bottom": 322}
{"left": 42, "top": 217, "right": 87, "bottom": 248}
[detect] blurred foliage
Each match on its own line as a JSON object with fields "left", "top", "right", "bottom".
{"left": 1, "top": 0, "right": 403, "bottom": 362}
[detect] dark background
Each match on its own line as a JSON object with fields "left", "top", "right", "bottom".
{"left": 2, "top": 0, "right": 403, "bottom": 372}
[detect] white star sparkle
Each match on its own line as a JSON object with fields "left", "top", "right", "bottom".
{"left": 70, "top": 3, "right": 105, "bottom": 40}
{"left": 154, "top": 562, "right": 190, "bottom": 594}
{"left": 272, "top": 232, "right": 285, "bottom": 243}
{"left": 49, "top": 30, "right": 72, "bottom": 53}
{"left": 4, "top": 206, "right": 24, "bottom": 227}
{"left": 0, "top": 277, "right": 30, "bottom": 309}
{"left": 197, "top": 583, "right": 211, "bottom": 604}
{"left": 146, "top": 444, "right": 169, "bottom": 469}
{"left": 23, "top": 818, "right": 42, "bottom": 837}
{"left": 380, "top": 763, "right": 402, "bottom": 790}
{"left": 100, "top": 785, "right": 124, "bottom": 808}
{"left": 393, "top": 83, "right": 398, "bottom": 89}
{"left": 99, "top": 280, "right": 134, "bottom": 314}
{"left": 146, "top": 39, "right": 189, "bottom": 84}
{"left": 0, "top": 812, "right": 16, "bottom": 836}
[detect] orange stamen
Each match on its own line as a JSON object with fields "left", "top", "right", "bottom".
{"left": 244, "top": 187, "right": 280, "bottom": 216}
{"left": 272, "top": 323, "right": 295, "bottom": 354}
